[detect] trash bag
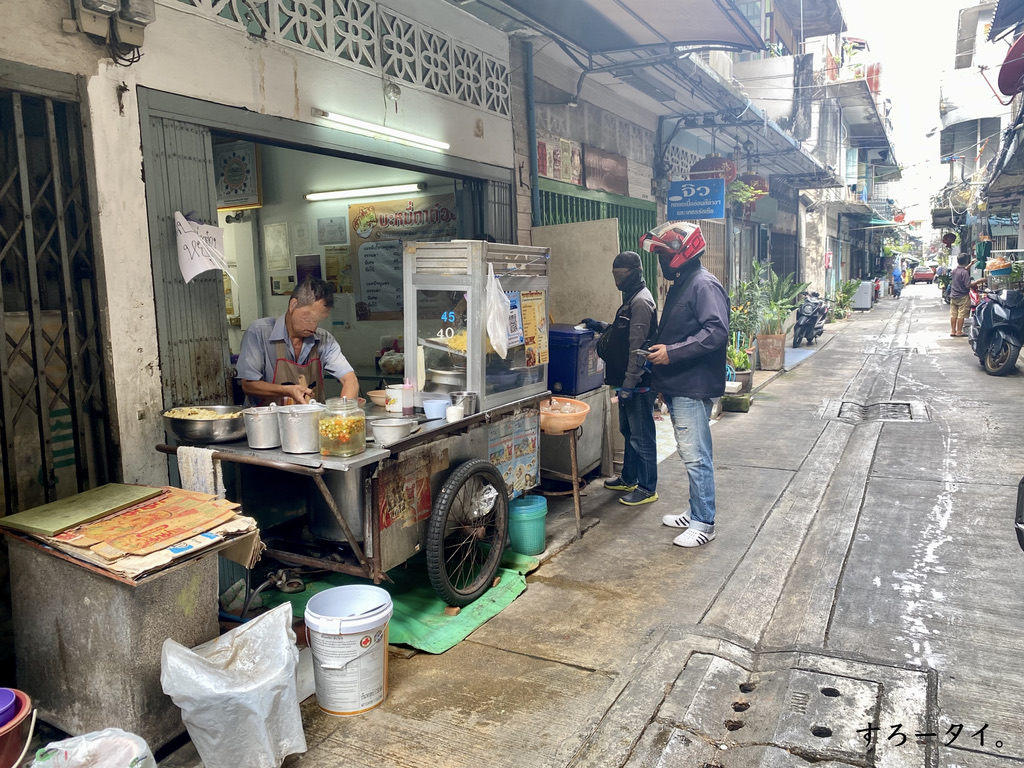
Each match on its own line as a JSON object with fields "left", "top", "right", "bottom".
{"left": 486, "top": 262, "right": 511, "bottom": 359}
{"left": 30, "top": 728, "right": 156, "bottom": 767}
{"left": 160, "top": 603, "right": 306, "bottom": 768}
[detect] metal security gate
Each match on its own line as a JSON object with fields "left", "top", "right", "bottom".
{"left": 538, "top": 182, "right": 657, "bottom": 290}
{"left": 141, "top": 117, "right": 231, "bottom": 408}
{"left": 457, "top": 178, "right": 514, "bottom": 243}
{"left": 0, "top": 89, "right": 114, "bottom": 515}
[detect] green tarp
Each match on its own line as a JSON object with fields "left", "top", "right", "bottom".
{"left": 261, "top": 550, "right": 541, "bottom": 654}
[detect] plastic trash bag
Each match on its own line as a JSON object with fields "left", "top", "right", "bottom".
{"left": 30, "top": 728, "right": 156, "bottom": 767}
{"left": 160, "top": 603, "right": 306, "bottom": 768}
{"left": 486, "top": 262, "right": 511, "bottom": 359}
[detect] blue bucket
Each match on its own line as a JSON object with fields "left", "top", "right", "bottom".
{"left": 508, "top": 495, "right": 548, "bottom": 555}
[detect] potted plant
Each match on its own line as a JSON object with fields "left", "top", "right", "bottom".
{"left": 756, "top": 302, "right": 790, "bottom": 370}
{"left": 727, "top": 344, "right": 753, "bottom": 393}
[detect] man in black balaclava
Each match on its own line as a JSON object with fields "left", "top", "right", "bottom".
{"left": 582, "top": 251, "right": 659, "bottom": 506}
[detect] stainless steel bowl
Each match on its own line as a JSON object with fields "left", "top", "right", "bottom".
{"left": 370, "top": 418, "right": 418, "bottom": 446}
{"left": 163, "top": 405, "right": 247, "bottom": 444}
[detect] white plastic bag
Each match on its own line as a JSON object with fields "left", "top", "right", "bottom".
{"left": 30, "top": 728, "right": 156, "bottom": 767}
{"left": 160, "top": 603, "right": 306, "bottom": 768}
{"left": 486, "top": 262, "right": 511, "bottom": 359}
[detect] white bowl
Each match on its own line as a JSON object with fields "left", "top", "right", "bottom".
{"left": 370, "top": 418, "right": 418, "bottom": 446}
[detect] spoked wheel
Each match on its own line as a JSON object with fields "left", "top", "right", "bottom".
{"left": 426, "top": 459, "right": 509, "bottom": 606}
{"left": 984, "top": 339, "right": 1021, "bottom": 375}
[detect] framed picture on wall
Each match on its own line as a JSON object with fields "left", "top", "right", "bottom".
{"left": 214, "top": 140, "right": 262, "bottom": 210}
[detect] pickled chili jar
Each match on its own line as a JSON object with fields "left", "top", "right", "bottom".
{"left": 318, "top": 397, "right": 366, "bottom": 457}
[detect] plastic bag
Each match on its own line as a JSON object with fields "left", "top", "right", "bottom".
{"left": 486, "top": 262, "right": 511, "bottom": 359}
{"left": 30, "top": 728, "right": 156, "bottom": 767}
{"left": 160, "top": 603, "right": 306, "bottom": 768}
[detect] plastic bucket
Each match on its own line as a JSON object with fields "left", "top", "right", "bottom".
{"left": 508, "top": 495, "right": 548, "bottom": 555}
{"left": 0, "top": 689, "right": 32, "bottom": 768}
{"left": 244, "top": 405, "right": 280, "bottom": 449}
{"left": 277, "top": 403, "right": 324, "bottom": 453}
{"left": 304, "top": 585, "right": 394, "bottom": 716}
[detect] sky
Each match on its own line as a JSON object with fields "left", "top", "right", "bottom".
{"left": 840, "top": 0, "right": 989, "bottom": 226}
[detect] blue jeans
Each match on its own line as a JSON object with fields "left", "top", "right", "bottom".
{"left": 618, "top": 389, "right": 657, "bottom": 493}
{"left": 668, "top": 396, "right": 717, "bottom": 532}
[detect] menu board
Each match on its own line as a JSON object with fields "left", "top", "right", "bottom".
{"left": 520, "top": 290, "right": 549, "bottom": 366}
{"left": 357, "top": 240, "right": 403, "bottom": 314}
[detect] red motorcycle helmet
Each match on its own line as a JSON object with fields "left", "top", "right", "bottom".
{"left": 639, "top": 222, "right": 706, "bottom": 276}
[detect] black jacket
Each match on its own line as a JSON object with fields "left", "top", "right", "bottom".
{"left": 602, "top": 286, "right": 657, "bottom": 389}
{"left": 651, "top": 266, "right": 729, "bottom": 400}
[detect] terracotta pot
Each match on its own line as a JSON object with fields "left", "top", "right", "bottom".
{"left": 756, "top": 334, "right": 786, "bottom": 371}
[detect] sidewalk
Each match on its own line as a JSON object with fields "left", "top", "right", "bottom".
{"left": 163, "top": 285, "right": 1024, "bottom": 767}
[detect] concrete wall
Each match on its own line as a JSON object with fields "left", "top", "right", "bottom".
{"left": 0, "top": 0, "right": 512, "bottom": 486}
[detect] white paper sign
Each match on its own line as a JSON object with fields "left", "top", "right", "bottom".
{"left": 175, "top": 212, "right": 228, "bottom": 283}
{"left": 357, "top": 240, "right": 403, "bottom": 313}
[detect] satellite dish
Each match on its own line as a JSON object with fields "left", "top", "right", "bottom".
{"left": 998, "top": 35, "right": 1024, "bottom": 96}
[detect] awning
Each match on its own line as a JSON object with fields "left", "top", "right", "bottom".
{"left": 488, "top": 0, "right": 765, "bottom": 54}
{"left": 988, "top": 0, "right": 1024, "bottom": 41}
{"left": 772, "top": 0, "right": 846, "bottom": 38}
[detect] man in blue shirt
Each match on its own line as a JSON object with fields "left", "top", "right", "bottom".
{"left": 891, "top": 263, "right": 903, "bottom": 298}
{"left": 236, "top": 276, "right": 358, "bottom": 405}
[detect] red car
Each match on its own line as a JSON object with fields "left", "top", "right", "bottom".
{"left": 911, "top": 265, "right": 935, "bottom": 284}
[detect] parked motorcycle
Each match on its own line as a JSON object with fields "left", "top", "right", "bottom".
{"left": 968, "top": 289, "right": 1024, "bottom": 375}
{"left": 792, "top": 291, "right": 828, "bottom": 348}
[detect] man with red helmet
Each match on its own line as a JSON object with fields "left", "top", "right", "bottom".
{"left": 639, "top": 222, "right": 729, "bottom": 547}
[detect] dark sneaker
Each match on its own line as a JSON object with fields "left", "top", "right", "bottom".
{"left": 619, "top": 488, "right": 658, "bottom": 506}
{"left": 604, "top": 476, "right": 637, "bottom": 492}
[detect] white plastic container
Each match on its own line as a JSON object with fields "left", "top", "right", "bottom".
{"left": 304, "top": 585, "right": 394, "bottom": 716}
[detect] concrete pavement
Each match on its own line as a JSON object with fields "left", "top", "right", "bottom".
{"left": 165, "top": 281, "right": 1024, "bottom": 767}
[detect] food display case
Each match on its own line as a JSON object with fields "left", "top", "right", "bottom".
{"left": 403, "top": 240, "right": 551, "bottom": 411}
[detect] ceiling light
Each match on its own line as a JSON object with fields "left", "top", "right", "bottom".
{"left": 304, "top": 183, "right": 427, "bottom": 202}
{"left": 312, "top": 109, "right": 450, "bottom": 152}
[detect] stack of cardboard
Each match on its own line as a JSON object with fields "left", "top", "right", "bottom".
{"left": 0, "top": 484, "right": 262, "bottom": 582}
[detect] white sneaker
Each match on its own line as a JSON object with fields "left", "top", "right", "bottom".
{"left": 673, "top": 528, "right": 715, "bottom": 548}
{"left": 662, "top": 513, "right": 691, "bottom": 528}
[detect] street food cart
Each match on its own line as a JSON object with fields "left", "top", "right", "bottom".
{"left": 160, "top": 241, "right": 554, "bottom": 606}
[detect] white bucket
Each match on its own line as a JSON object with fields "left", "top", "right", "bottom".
{"left": 304, "top": 585, "right": 394, "bottom": 716}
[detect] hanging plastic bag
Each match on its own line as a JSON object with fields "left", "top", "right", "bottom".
{"left": 160, "top": 603, "right": 306, "bottom": 768}
{"left": 30, "top": 728, "right": 156, "bottom": 768}
{"left": 486, "top": 262, "right": 511, "bottom": 359}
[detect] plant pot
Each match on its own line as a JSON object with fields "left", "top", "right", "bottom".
{"left": 733, "top": 369, "right": 753, "bottom": 393}
{"left": 756, "top": 334, "right": 786, "bottom": 371}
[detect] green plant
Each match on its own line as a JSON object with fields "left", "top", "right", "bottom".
{"left": 765, "top": 270, "right": 809, "bottom": 313}
{"left": 729, "top": 260, "right": 770, "bottom": 347}
{"left": 759, "top": 301, "right": 794, "bottom": 335}
{"left": 727, "top": 344, "right": 751, "bottom": 371}
{"left": 726, "top": 179, "right": 769, "bottom": 205}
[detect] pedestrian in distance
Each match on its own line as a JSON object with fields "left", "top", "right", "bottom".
{"left": 892, "top": 263, "right": 904, "bottom": 299}
{"left": 582, "top": 251, "right": 659, "bottom": 506}
{"left": 948, "top": 252, "right": 984, "bottom": 337}
{"left": 639, "top": 222, "right": 729, "bottom": 548}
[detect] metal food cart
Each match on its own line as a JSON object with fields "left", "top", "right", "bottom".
{"left": 159, "top": 241, "right": 554, "bottom": 606}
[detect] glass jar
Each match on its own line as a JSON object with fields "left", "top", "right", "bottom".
{"left": 319, "top": 397, "right": 366, "bottom": 457}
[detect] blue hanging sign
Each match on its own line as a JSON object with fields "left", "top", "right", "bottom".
{"left": 667, "top": 179, "right": 726, "bottom": 220}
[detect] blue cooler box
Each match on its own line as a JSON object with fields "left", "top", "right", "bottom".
{"left": 548, "top": 324, "right": 605, "bottom": 395}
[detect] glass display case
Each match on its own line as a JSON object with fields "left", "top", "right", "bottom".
{"left": 404, "top": 240, "right": 551, "bottom": 411}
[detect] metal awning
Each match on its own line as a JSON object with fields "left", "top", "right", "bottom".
{"left": 468, "top": 0, "right": 765, "bottom": 54}
{"left": 826, "top": 78, "right": 888, "bottom": 147}
{"left": 773, "top": 0, "right": 846, "bottom": 39}
{"left": 988, "top": 0, "right": 1024, "bottom": 41}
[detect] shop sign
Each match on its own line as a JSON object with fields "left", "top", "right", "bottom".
{"left": 584, "top": 145, "right": 629, "bottom": 197}
{"left": 667, "top": 180, "right": 725, "bottom": 220}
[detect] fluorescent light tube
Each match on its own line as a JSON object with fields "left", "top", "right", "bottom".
{"left": 312, "top": 109, "right": 450, "bottom": 152}
{"left": 304, "top": 183, "right": 426, "bottom": 202}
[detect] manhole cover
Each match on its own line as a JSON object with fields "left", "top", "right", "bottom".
{"left": 820, "top": 400, "right": 928, "bottom": 424}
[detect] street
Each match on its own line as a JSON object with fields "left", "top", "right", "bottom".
{"left": 167, "top": 281, "right": 1024, "bottom": 767}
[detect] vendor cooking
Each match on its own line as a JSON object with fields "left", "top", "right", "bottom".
{"left": 236, "top": 276, "right": 359, "bottom": 405}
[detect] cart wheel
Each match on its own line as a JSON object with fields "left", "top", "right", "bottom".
{"left": 426, "top": 459, "right": 509, "bottom": 606}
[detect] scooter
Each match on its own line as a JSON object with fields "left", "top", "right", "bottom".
{"left": 968, "top": 288, "right": 1024, "bottom": 375}
{"left": 792, "top": 291, "right": 828, "bottom": 348}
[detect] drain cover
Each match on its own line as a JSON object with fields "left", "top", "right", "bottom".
{"left": 820, "top": 400, "right": 928, "bottom": 424}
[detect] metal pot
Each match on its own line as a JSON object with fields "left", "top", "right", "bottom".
{"left": 163, "top": 405, "right": 246, "bottom": 444}
{"left": 244, "top": 404, "right": 280, "bottom": 449}
{"left": 277, "top": 403, "right": 324, "bottom": 453}
{"left": 449, "top": 391, "right": 478, "bottom": 415}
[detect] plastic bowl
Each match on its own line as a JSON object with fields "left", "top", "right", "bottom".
{"left": 539, "top": 397, "right": 591, "bottom": 435}
{"left": 367, "top": 390, "right": 388, "bottom": 407}
{"left": 371, "top": 418, "right": 418, "bottom": 446}
{"left": 0, "top": 689, "right": 14, "bottom": 729}
{"left": 163, "top": 405, "right": 246, "bottom": 444}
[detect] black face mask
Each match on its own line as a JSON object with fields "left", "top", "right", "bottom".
{"left": 615, "top": 268, "right": 644, "bottom": 296}
{"left": 661, "top": 254, "right": 699, "bottom": 282}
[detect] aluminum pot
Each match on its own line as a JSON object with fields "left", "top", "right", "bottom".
{"left": 449, "top": 391, "right": 478, "bottom": 415}
{"left": 277, "top": 402, "right": 324, "bottom": 453}
{"left": 244, "top": 404, "right": 280, "bottom": 449}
